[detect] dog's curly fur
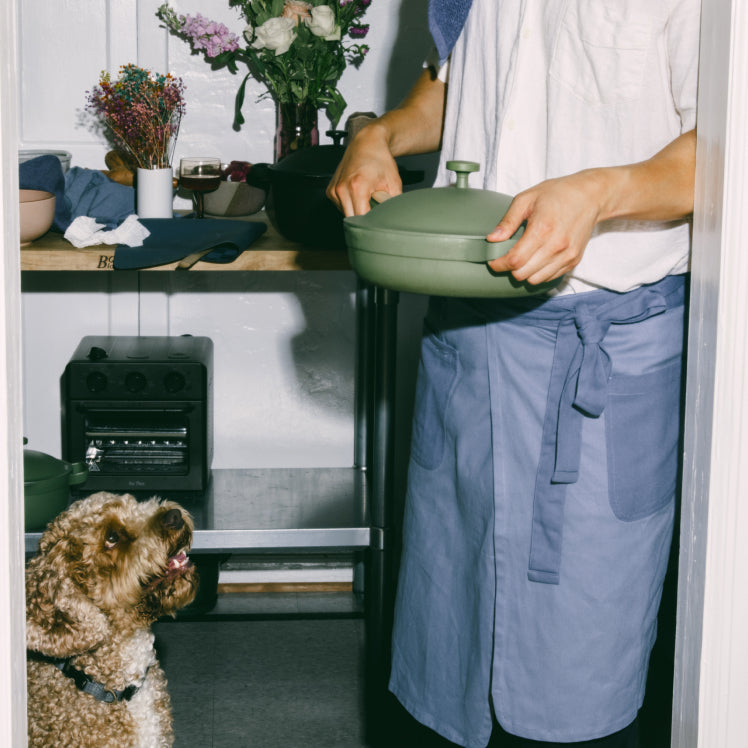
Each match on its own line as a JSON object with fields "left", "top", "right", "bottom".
{"left": 26, "top": 491, "right": 199, "bottom": 748}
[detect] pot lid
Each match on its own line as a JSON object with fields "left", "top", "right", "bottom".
{"left": 23, "top": 442, "right": 88, "bottom": 489}
{"left": 270, "top": 145, "right": 344, "bottom": 179}
{"left": 24, "top": 447, "right": 71, "bottom": 485}
{"left": 343, "top": 161, "right": 522, "bottom": 263}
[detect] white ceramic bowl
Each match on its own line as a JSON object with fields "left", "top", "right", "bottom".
{"left": 203, "top": 180, "right": 266, "bottom": 217}
{"left": 19, "top": 190, "right": 55, "bottom": 245}
{"left": 19, "top": 150, "right": 72, "bottom": 173}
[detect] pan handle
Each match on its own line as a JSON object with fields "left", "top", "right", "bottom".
{"left": 67, "top": 462, "right": 89, "bottom": 486}
{"left": 244, "top": 163, "right": 272, "bottom": 190}
{"left": 371, "top": 190, "right": 393, "bottom": 205}
{"left": 484, "top": 223, "right": 525, "bottom": 262}
{"left": 368, "top": 190, "right": 395, "bottom": 211}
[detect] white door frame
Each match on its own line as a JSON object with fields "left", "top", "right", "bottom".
{"left": 672, "top": 0, "right": 748, "bottom": 745}
{"left": 2, "top": 1, "right": 747, "bottom": 745}
{"left": 0, "top": 0, "right": 29, "bottom": 744}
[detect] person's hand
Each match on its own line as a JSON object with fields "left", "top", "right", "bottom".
{"left": 326, "top": 123, "right": 403, "bottom": 217}
{"left": 486, "top": 170, "right": 606, "bottom": 285}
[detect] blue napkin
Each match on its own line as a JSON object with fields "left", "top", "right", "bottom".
{"left": 64, "top": 167, "right": 135, "bottom": 230}
{"left": 428, "top": 0, "right": 474, "bottom": 63}
{"left": 19, "top": 155, "right": 72, "bottom": 232}
{"left": 113, "top": 218, "right": 267, "bottom": 270}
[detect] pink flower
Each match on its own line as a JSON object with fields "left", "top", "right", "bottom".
{"left": 281, "top": 0, "right": 312, "bottom": 25}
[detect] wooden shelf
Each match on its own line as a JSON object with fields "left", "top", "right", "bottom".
{"left": 20, "top": 213, "right": 351, "bottom": 272}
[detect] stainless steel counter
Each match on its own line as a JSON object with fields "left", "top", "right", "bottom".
{"left": 25, "top": 467, "right": 370, "bottom": 555}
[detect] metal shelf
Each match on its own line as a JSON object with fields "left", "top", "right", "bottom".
{"left": 25, "top": 467, "right": 370, "bottom": 555}
{"left": 20, "top": 232, "right": 399, "bottom": 737}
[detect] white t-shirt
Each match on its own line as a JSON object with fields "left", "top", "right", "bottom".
{"left": 433, "top": 0, "right": 700, "bottom": 295}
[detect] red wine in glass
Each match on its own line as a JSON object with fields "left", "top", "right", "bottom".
{"left": 179, "top": 157, "right": 221, "bottom": 218}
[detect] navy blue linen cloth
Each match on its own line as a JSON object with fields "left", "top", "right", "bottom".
{"left": 19, "top": 157, "right": 134, "bottom": 232}
{"left": 113, "top": 218, "right": 267, "bottom": 270}
{"left": 19, "top": 155, "right": 267, "bottom": 268}
{"left": 64, "top": 167, "right": 134, "bottom": 229}
{"left": 429, "top": 0, "right": 474, "bottom": 62}
{"left": 19, "top": 155, "right": 72, "bottom": 231}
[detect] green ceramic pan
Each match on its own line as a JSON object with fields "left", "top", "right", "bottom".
{"left": 24, "top": 442, "right": 88, "bottom": 531}
{"left": 343, "top": 160, "right": 562, "bottom": 297}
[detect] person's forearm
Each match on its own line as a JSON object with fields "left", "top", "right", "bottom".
{"left": 327, "top": 67, "right": 446, "bottom": 216}
{"left": 486, "top": 129, "right": 697, "bottom": 285}
{"left": 364, "top": 67, "right": 447, "bottom": 158}
{"left": 592, "top": 129, "right": 696, "bottom": 223}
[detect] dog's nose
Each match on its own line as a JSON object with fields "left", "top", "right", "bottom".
{"left": 161, "top": 508, "right": 184, "bottom": 530}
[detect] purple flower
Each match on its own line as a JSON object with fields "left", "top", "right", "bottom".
{"left": 176, "top": 12, "right": 240, "bottom": 57}
{"left": 349, "top": 24, "right": 369, "bottom": 38}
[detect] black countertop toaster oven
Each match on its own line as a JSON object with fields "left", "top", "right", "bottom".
{"left": 61, "top": 335, "right": 213, "bottom": 492}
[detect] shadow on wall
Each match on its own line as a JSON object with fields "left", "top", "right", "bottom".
{"left": 384, "top": 0, "right": 440, "bottom": 189}
{"left": 287, "top": 1, "right": 437, "bottom": 429}
{"left": 385, "top": 0, "right": 433, "bottom": 109}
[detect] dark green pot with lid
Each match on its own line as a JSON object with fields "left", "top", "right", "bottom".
{"left": 343, "top": 160, "right": 563, "bottom": 297}
{"left": 24, "top": 439, "right": 88, "bottom": 531}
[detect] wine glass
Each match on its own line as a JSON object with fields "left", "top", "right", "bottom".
{"left": 179, "top": 157, "right": 222, "bottom": 218}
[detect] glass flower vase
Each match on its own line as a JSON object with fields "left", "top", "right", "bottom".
{"left": 275, "top": 100, "right": 319, "bottom": 162}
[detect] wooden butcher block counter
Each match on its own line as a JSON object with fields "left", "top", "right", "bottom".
{"left": 20, "top": 212, "right": 351, "bottom": 272}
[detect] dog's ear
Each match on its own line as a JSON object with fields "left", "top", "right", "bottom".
{"left": 25, "top": 543, "right": 110, "bottom": 658}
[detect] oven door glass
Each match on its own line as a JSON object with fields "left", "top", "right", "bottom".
{"left": 83, "top": 409, "right": 189, "bottom": 476}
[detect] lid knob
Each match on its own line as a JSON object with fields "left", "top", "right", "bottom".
{"left": 446, "top": 160, "right": 480, "bottom": 189}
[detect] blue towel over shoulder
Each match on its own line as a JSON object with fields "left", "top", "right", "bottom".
{"left": 429, "top": 0, "right": 474, "bottom": 63}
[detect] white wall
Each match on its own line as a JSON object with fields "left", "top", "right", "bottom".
{"left": 17, "top": 0, "right": 434, "bottom": 469}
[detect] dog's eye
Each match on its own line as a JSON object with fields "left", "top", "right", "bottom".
{"left": 104, "top": 529, "right": 120, "bottom": 549}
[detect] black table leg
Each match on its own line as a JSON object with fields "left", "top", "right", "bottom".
{"left": 363, "top": 286, "right": 399, "bottom": 746}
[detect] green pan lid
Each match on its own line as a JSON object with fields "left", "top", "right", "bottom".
{"left": 343, "top": 161, "right": 522, "bottom": 263}
{"left": 23, "top": 440, "right": 88, "bottom": 490}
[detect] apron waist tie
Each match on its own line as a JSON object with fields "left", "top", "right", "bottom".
{"left": 527, "top": 275, "right": 686, "bottom": 584}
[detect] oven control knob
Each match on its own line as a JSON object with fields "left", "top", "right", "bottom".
{"left": 125, "top": 371, "right": 147, "bottom": 393}
{"left": 86, "top": 371, "right": 108, "bottom": 393}
{"left": 164, "top": 371, "right": 186, "bottom": 393}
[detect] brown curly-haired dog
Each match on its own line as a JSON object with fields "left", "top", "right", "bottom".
{"left": 26, "top": 491, "right": 199, "bottom": 747}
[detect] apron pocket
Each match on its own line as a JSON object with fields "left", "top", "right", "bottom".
{"left": 410, "top": 327, "right": 460, "bottom": 471}
{"left": 605, "top": 362, "right": 683, "bottom": 521}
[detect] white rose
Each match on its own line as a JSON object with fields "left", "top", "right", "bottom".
{"left": 249, "top": 17, "right": 296, "bottom": 55}
{"left": 306, "top": 6, "right": 341, "bottom": 41}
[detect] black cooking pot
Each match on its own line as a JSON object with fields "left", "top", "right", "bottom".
{"left": 246, "top": 145, "right": 423, "bottom": 250}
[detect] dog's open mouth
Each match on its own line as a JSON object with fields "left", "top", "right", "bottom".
{"left": 145, "top": 549, "right": 193, "bottom": 589}
{"left": 166, "top": 549, "right": 193, "bottom": 576}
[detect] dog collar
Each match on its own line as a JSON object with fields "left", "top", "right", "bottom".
{"left": 27, "top": 650, "right": 146, "bottom": 703}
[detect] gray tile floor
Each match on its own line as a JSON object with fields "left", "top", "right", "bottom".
{"left": 154, "top": 591, "right": 674, "bottom": 748}
{"left": 153, "top": 593, "right": 369, "bottom": 748}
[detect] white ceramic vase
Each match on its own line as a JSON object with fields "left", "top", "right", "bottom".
{"left": 136, "top": 167, "right": 174, "bottom": 218}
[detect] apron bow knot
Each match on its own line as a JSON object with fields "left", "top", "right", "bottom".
{"left": 528, "top": 277, "right": 685, "bottom": 584}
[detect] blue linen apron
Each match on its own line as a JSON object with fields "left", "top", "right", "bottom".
{"left": 389, "top": 275, "right": 686, "bottom": 746}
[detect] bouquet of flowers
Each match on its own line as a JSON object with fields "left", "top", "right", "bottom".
{"left": 157, "top": 0, "right": 371, "bottom": 130}
{"left": 85, "top": 65, "right": 186, "bottom": 169}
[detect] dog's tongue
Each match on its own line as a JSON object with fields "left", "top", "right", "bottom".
{"left": 168, "top": 551, "right": 189, "bottom": 570}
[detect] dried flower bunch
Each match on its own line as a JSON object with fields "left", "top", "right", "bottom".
{"left": 157, "top": 0, "right": 371, "bottom": 129}
{"left": 85, "top": 65, "right": 186, "bottom": 169}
